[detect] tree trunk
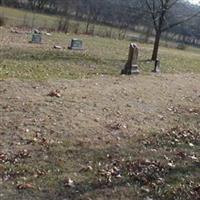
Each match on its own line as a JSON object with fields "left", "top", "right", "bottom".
{"left": 86, "top": 19, "right": 90, "bottom": 34}
{"left": 151, "top": 30, "right": 161, "bottom": 61}
{"left": 1, "top": 0, "right": 5, "bottom": 6}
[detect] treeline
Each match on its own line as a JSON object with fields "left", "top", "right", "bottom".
{"left": 1, "top": 0, "right": 200, "bottom": 46}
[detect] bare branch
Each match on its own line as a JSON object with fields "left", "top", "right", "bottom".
{"left": 162, "top": 11, "right": 200, "bottom": 31}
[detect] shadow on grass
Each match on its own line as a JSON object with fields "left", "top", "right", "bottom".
{"left": 43, "top": 137, "right": 200, "bottom": 200}
{"left": 56, "top": 178, "right": 139, "bottom": 200}
{"left": 1, "top": 128, "right": 200, "bottom": 200}
{"left": 54, "top": 149, "right": 199, "bottom": 200}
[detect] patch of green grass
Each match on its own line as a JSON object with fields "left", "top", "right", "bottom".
{"left": 0, "top": 31, "right": 200, "bottom": 80}
{"left": 0, "top": 6, "right": 125, "bottom": 38}
{"left": 0, "top": 6, "right": 58, "bottom": 28}
{"left": 0, "top": 7, "right": 200, "bottom": 80}
{"left": 0, "top": 50, "right": 119, "bottom": 80}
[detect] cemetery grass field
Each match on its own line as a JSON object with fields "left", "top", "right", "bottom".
{"left": 0, "top": 6, "right": 127, "bottom": 39}
{"left": 0, "top": 27, "right": 200, "bottom": 80}
{"left": 0, "top": 21, "right": 200, "bottom": 200}
{"left": 0, "top": 6, "right": 58, "bottom": 28}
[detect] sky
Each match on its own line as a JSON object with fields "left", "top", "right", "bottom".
{"left": 189, "top": 0, "right": 200, "bottom": 4}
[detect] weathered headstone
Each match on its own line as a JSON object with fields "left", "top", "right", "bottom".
{"left": 152, "top": 59, "right": 161, "bottom": 73}
{"left": 68, "top": 38, "right": 83, "bottom": 50}
{"left": 121, "top": 43, "right": 139, "bottom": 75}
{"left": 31, "top": 33, "right": 42, "bottom": 44}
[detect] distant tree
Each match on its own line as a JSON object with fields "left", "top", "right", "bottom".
{"left": 57, "top": 0, "right": 72, "bottom": 32}
{"left": 144, "top": 0, "right": 200, "bottom": 61}
{"left": 81, "top": 0, "right": 104, "bottom": 34}
{"left": 0, "top": 0, "right": 4, "bottom": 6}
{"left": 28, "top": 0, "right": 49, "bottom": 11}
{"left": 1, "top": 0, "right": 200, "bottom": 47}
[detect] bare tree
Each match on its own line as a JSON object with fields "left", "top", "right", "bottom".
{"left": 1, "top": 0, "right": 4, "bottom": 6}
{"left": 145, "top": 0, "right": 200, "bottom": 60}
{"left": 57, "top": 0, "right": 72, "bottom": 32}
{"left": 83, "top": 0, "right": 103, "bottom": 34}
{"left": 28, "top": 0, "right": 49, "bottom": 11}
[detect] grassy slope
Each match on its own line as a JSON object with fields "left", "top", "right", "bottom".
{"left": 0, "top": 26, "right": 200, "bottom": 80}
{"left": 0, "top": 6, "right": 122, "bottom": 37}
{"left": 0, "top": 7, "right": 200, "bottom": 200}
{"left": 0, "top": 6, "right": 200, "bottom": 80}
{"left": 0, "top": 6, "right": 58, "bottom": 28}
{"left": 0, "top": 76, "right": 200, "bottom": 200}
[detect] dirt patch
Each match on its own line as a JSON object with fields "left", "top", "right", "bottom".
{"left": 0, "top": 74, "right": 200, "bottom": 199}
{"left": 1, "top": 74, "right": 200, "bottom": 150}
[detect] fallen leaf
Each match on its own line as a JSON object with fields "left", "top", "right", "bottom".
{"left": 48, "top": 90, "right": 61, "bottom": 98}
{"left": 17, "top": 183, "right": 34, "bottom": 190}
{"left": 64, "top": 178, "right": 75, "bottom": 188}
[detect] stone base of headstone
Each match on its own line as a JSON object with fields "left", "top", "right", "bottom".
{"left": 68, "top": 46, "right": 84, "bottom": 50}
{"left": 152, "top": 68, "right": 160, "bottom": 73}
{"left": 152, "top": 60, "right": 161, "bottom": 73}
{"left": 121, "top": 65, "right": 139, "bottom": 75}
{"left": 131, "top": 65, "right": 140, "bottom": 74}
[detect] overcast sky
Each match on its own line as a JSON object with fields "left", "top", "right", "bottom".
{"left": 189, "top": 0, "right": 200, "bottom": 4}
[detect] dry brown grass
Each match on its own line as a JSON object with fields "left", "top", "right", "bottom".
{"left": 0, "top": 23, "right": 200, "bottom": 200}
{"left": 0, "top": 74, "right": 200, "bottom": 199}
{"left": 1, "top": 26, "right": 200, "bottom": 81}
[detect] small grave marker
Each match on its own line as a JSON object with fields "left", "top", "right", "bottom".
{"left": 152, "top": 59, "right": 161, "bottom": 73}
{"left": 121, "top": 43, "right": 140, "bottom": 75}
{"left": 31, "top": 33, "right": 42, "bottom": 44}
{"left": 68, "top": 38, "right": 83, "bottom": 50}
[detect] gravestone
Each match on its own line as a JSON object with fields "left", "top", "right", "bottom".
{"left": 31, "top": 33, "right": 42, "bottom": 44}
{"left": 152, "top": 59, "right": 161, "bottom": 73}
{"left": 121, "top": 43, "right": 139, "bottom": 75}
{"left": 68, "top": 38, "right": 83, "bottom": 50}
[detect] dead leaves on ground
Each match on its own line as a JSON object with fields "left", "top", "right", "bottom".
{"left": 97, "top": 158, "right": 169, "bottom": 186}
{"left": 1, "top": 125, "right": 199, "bottom": 198}
{"left": 0, "top": 153, "right": 7, "bottom": 163}
{"left": 64, "top": 178, "right": 75, "bottom": 188}
{"left": 106, "top": 122, "right": 128, "bottom": 131}
{"left": 16, "top": 183, "right": 34, "bottom": 190}
{"left": 142, "top": 126, "right": 199, "bottom": 149}
{"left": 47, "top": 89, "right": 61, "bottom": 98}
{"left": 167, "top": 105, "right": 200, "bottom": 116}
{"left": 92, "top": 126, "right": 200, "bottom": 199}
{"left": 0, "top": 150, "right": 30, "bottom": 164}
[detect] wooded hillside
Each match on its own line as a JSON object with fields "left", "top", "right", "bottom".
{"left": 0, "top": 0, "right": 200, "bottom": 46}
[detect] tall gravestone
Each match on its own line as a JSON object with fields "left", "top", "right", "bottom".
{"left": 121, "top": 43, "right": 139, "bottom": 75}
